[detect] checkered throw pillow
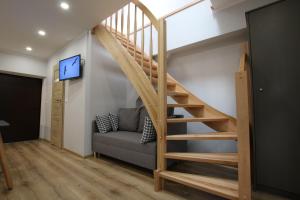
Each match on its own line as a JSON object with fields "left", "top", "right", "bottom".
{"left": 140, "top": 117, "right": 156, "bottom": 144}
{"left": 96, "top": 114, "right": 112, "bottom": 133}
{"left": 109, "top": 112, "right": 119, "bottom": 131}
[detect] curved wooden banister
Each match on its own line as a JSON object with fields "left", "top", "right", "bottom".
{"left": 130, "top": 0, "right": 204, "bottom": 35}
{"left": 132, "top": 0, "right": 159, "bottom": 30}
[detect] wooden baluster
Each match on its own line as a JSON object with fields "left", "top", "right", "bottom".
{"left": 141, "top": 12, "right": 145, "bottom": 68}
{"left": 127, "top": 4, "right": 130, "bottom": 51}
{"left": 110, "top": 15, "right": 113, "bottom": 33}
{"left": 121, "top": 8, "right": 124, "bottom": 36}
{"left": 149, "top": 23, "right": 153, "bottom": 83}
{"left": 134, "top": 5, "right": 137, "bottom": 60}
{"left": 115, "top": 11, "right": 118, "bottom": 37}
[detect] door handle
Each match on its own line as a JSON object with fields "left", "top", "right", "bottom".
{"left": 259, "top": 88, "right": 263, "bottom": 92}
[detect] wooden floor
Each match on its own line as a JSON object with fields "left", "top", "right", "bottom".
{"left": 0, "top": 140, "right": 290, "bottom": 200}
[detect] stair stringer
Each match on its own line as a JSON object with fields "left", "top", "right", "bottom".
{"left": 167, "top": 74, "right": 237, "bottom": 132}
{"left": 94, "top": 25, "right": 160, "bottom": 132}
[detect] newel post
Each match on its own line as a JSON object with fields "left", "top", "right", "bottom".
{"left": 235, "top": 69, "right": 252, "bottom": 199}
{"left": 154, "top": 18, "right": 167, "bottom": 191}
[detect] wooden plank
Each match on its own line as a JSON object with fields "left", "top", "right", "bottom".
{"left": 0, "top": 141, "right": 238, "bottom": 199}
{"left": 167, "top": 91, "right": 189, "bottom": 97}
{"left": 156, "top": 18, "right": 167, "bottom": 191}
{"left": 167, "top": 117, "right": 228, "bottom": 123}
{"left": 167, "top": 104, "right": 203, "bottom": 108}
{"left": 166, "top": 132, "right": 238, "bottom": 141}
{"left": 159, "top": 171, "right": 239, "bottom": 200}
{"left": 165, "top": 153, "right": 238, "bottom": 166}
{"left": 235, "top": 71, "right": 251, "bottom": 200}
{"left": 151, "top": 77, "right": 176, "bottom": 88}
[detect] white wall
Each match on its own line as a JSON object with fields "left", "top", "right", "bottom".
{"left": 43, "top": 33, "right": 89, "bottom": 156}
{"left": 43, "top": 31, "right": 129, "bottom": 156}
{"left": 137, "top": 0, "right": 278, "bottom": 52}
{"left": 0, "top": 52, "right": 47, "bottom": 78}
{"left": 84, "top": 33, "right": 129, "bottom": 155}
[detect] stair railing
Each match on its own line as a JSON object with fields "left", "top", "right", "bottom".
{"left": 235, "top": 42, "right": 252, "bottom": 200}
{"left": 101, "top": 0, "right": 168, "bottom": 182}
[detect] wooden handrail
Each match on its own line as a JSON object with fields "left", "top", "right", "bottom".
{"left": 132, "top": 0, "right": 159, "bottom": 30}
{"left": 161, "top": 0, "right": 204, "bottom": 20}
{"left": 130, "top": 0, "right": 204, "bottom": 35}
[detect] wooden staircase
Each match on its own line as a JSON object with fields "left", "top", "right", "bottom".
{"left": 93, "top": 1, "right": 252, "bottom": 199}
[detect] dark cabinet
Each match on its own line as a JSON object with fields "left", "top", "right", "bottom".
{"left": 247, "top": 0, "right": 300, "bottom": 198}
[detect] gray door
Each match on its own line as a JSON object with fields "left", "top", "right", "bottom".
{"left": 247, "top": 0, "right": 300, "bottom": 197}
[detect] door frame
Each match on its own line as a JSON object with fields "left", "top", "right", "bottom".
{"left": 51, "top": 65, "right": 65, "bottom": 148}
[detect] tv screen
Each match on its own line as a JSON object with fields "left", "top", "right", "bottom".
{"left": 59, "top": 54, "right": 81, "bottom": 81}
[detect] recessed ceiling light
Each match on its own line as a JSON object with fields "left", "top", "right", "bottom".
{"left": 60, "top": 2, "right": 70, "bottom": 10}
{"left": 38, "top": 30, "right": 46, "bottom": 36}
{"left": 26, "top": 46, "right": 33, "bottom": 51}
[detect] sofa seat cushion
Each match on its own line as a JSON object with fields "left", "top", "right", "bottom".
{"left": 93, "top": 131, "right": 156, "bottom": 155}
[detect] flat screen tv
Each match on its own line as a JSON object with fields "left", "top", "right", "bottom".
{"left": 59, "top": 54, "right": 81, "bottom": 81}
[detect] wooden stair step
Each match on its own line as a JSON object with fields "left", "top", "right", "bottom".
{"left": 166, "top": 132, "right": 238, "bottom": 141}
{"left": 151, "top": 77, "right": 176, "bottom": 88}
{"left": 167, "top": 104, "right": 203, "bottom": 108}
{"left": 128, "top": 49, "right": 150, "bottom": 61}
{"left": 159, "top": 171, "right": 238, "bottom": 200}
{"left": 167, "top": 117, "right": 228, "bottom": 123}
{"left": 136, "top": 59, "right": 158, "bottom": 70}
{"left": 116, "top": 37, "right": 158, "bottom": 70}
{"left": 143, "top": 67, "right": 158, "bottom": 78}
{"left": 164, "top": 153, "right": 238, "bottom": 166}
{"left": 119, "top": 38, "right": 144, "bottom": 56}
{"left": 167, "top": 91, "right": 189, "bottom": 97}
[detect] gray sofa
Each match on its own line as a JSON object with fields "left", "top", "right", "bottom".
{"left": 92, "top": 100, "right": 187, "bottom": 170}
{"left": 92, "top": 121, "right": 187, "bottom": 170}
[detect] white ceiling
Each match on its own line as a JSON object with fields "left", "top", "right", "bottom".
{"left": 0, "top": 0, "right": 129, "bottom": 60}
